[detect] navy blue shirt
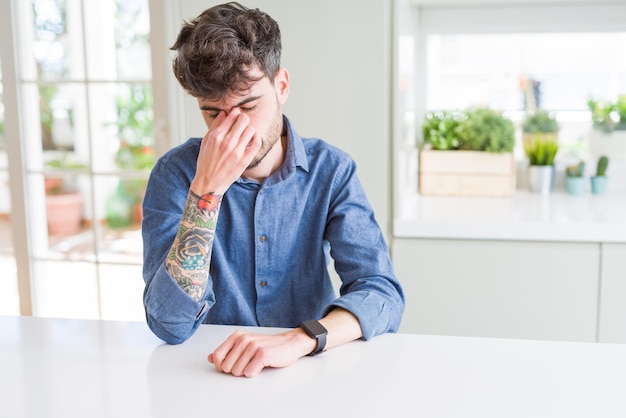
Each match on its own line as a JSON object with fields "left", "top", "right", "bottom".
{"left": 142, "top": 116, "right": 404, "bottom": 344}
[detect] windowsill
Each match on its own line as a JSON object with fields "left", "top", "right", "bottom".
{"left": 394, "top": 190, "right": 626, "bottom": 243}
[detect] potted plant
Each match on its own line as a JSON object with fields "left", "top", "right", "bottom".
{"left": 565, "top": 161, "right": 585, "bottom": 195}
{"left": 587, "top": 96, "right": 626, "bottom": 160}
{"left": 421, "top": 110, "right": 464, "bottom": 151}
{"left": 588, "top": 96, "right": 626, "bottom": 132}
{"left": 522, "top": 108, "right": 559, "bottom": 140}
{"left": 458, "top": 107, "right": 516, "bottom": 153}
{"left": 106, "top": 141, "right": 155, "bottom": 228}
{"left": 45, "top": 155, "right": 87, "bottom": 235}
{"left": 522, "top": 109, "right": 559, "bottom": 194}
{"left": 106, "top": 85, "right": 155, "bottom": 228}
{"left": 590, "top": 155, "right": 609, "bottom": 195}
{"left": 419, "top": 107, "right": 516, "bottom": 197}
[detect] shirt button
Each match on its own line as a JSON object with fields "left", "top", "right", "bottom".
{"left": 259, "top": 281, "right": 267, "bottom": 288}
{"left": 259, "top": 235, "right": 267, "bottom": 242}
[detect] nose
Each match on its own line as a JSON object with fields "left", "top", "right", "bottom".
{"left": 225, "top": 107, "right": 242, "bottom": 116}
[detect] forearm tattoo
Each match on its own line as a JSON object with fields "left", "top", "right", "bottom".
{"left": 165, "top": 190, "right": 223, "bottom": 302}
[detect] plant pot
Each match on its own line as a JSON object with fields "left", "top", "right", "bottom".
{"left": 565, "top": 177, "right": 585, "bottom": 195}
{"left": 44, "top": 177, "right": 63, "bottom": 193}
{"left": 590, "top": 176, "right": 608, "bottom": 195}
{"left": 46, "top": 192, "right": 83, "bottom": 235}
{"left": 527, "top": 165, "right": 555, "bottom": 194}
{"left": 133, "top": 202, "right": 143, "bottom": 225}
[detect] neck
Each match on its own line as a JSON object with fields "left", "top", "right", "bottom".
{"left": 242, "top": 134, "right": 287, "bottom": 183}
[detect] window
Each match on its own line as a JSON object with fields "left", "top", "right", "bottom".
{"left": 2, "top": 0, "right": 154, "bottom": 320}
{"left": 424, "top": 32, "right": 626, "bottom": 155}
{"left": 393, "top": 1, "right": 626, "bottom": 208}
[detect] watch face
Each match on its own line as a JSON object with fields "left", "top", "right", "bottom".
{"left": 302, "top": 319, "right": 327, "bottom": 337}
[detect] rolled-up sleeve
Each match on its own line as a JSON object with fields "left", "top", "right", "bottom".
{"left": 324, "top": 158, "right": 405, "bottom": 340}
{"left": 143, "top": 263, "right": 210, "bottom": 344}
{"left": 141, "top": 143, "right": 213, "bottom": 344}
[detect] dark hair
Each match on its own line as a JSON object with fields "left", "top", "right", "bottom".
{"left": 171, "top": 2, "right": 282, "bottom": 100}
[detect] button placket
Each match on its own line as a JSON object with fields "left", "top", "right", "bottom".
{"left": 254, "top": 186, "right": 272, "bottom": 326}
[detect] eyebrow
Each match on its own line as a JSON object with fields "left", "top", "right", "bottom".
{"left": 199, "top": 95, "right": 262, "bottom": 113}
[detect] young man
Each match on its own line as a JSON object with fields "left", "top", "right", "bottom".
{"left": 142, "top": 2, "right": 404, "bottom": 377}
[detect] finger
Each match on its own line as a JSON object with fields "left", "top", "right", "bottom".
{"left": 208, "top": 112, "right": 251, "bottom": 157}
{"left": 207, "top": 108, "right": 240, "bottom": 143}
{"left": 211, "top": 350, "right": 224, "bottom": 373}
{"left": 207, "top": 109, "right": 228, "bottom": 135}
{"left": 213, "top": 108, "right": 228, "bottom": 124}
{"left": 222, "top": 116, "right": 257, "bottom": 169}
{"left": 229, "top": 342, "right": 259, "bottom": 377}
{"left": 242, "top": 352, "right": 266, "bottom": 378}
{"left": 227, "top": 113, "right": 255, "bottom": 148}
{"left": 210, "top": 333, "right": 239, "bottom": 373}
{"left": 219, "top": 335, "right": 250, "bottom": 374}
{"left": 200, "top": 111, "right": 226, "bottom": 151}
{"left": 243, "top": 131, "right": 262, "bottom": 158}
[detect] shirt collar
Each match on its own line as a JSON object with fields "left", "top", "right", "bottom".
{"left": 235, "top": 114, "right": 308, "bottom": 187}
{"left": 283, "top": 114, "right": 309, "bottom": 173}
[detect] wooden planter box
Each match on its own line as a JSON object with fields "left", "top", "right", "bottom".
{"left": 419, "top": 149, "right": 516, "bottom": 197}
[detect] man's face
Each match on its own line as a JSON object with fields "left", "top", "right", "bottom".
{"left": 197, "top": 68, "right": 290, "bottom": 170}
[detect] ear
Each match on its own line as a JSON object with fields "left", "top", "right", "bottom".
{"left": 274, "top": 68, "right": 290, "bottom": 104}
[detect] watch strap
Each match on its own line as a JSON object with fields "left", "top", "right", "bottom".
{"left": 300, "top": 319, "right": 328, "bottom": 356}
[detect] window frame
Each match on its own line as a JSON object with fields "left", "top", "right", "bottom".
{"left": 392, "top": 1, "right": 626, "bottom": 220}
{"left": 0, "top": 0, "right": 173, "bottom": 317}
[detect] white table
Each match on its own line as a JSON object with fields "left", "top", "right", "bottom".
{"left": 1, "top": 316, "right": 625, "bottom": 417}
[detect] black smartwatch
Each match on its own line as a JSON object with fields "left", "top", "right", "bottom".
{"left": 300, "top": 319, "right": 328, "bottom": 356}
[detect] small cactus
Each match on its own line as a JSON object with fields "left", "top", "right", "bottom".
{"left": 566, "top": 161, "right": 585, "bottom": 177}
{"left": 596, "top": 155, "right": 609, "bottom": 177}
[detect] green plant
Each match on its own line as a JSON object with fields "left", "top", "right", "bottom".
{"left": 523, "top": 135, "right": 559, "bottom": 166}
{"left": 457, "top": 108, "right": 515, "bottom": 153}
{"left": 522, "top": 109, "right": 559, "bottom": 134}
{"left": 39, "top": 84, "right": 58, "bottom": 150}
{"left": 596, "top": 155, "right": 609, "bottom": 177}
{"left": 114, "top": 84, "right": 153, "bottom": 148}
{"left": 565, "top": 161, "right": 585, "bottom": 177}
{"left": 112, "top": 84, "right": 155, "bottom": 207}
{"left": 421, "top": 111, "right": 465, "bottom": 150}
{"left": 44, "top": 153, "right": 87, "bottom": 195}
{"left": 115, "top": 142, "right": 154, "bottom": 170}
{"left": 422, "top": 108, "right": 514, "bottom": 153}
{"left": 588, "top": 95, "right": 626, "bottom": 132}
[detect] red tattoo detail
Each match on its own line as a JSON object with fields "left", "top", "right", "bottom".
{"left": 197, "top": 193, "right": 221, "bottom": 214}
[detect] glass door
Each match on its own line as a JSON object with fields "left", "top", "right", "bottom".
{"left": 15, "top": 0, "right": 153, "bottom": 320}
